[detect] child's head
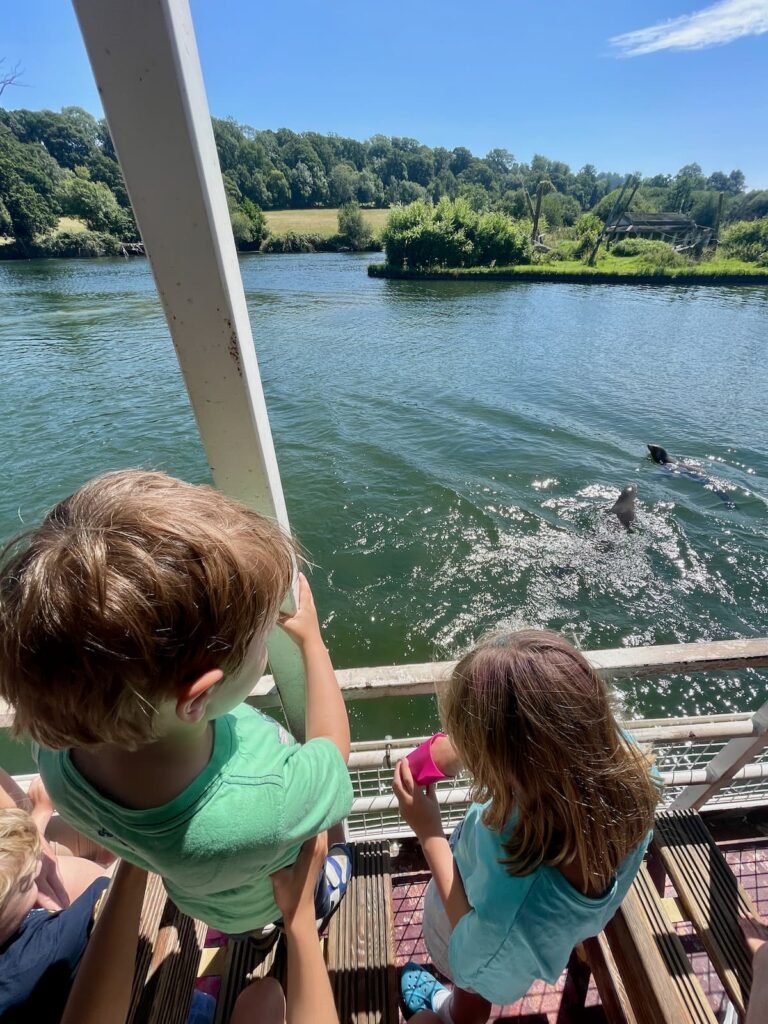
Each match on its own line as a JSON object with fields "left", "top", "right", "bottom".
{"left": 441, "top": 629, "right": 659, "bottom": 891}
{"left": 0, "top": 808, "right": 41, "bottom": 934}
{"left": 0, "top": 470, "right": 295, "bottom": 749}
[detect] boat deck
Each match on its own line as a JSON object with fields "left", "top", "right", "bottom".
{"left": 390, "top": 810, "right": 768, "bottom": 1023}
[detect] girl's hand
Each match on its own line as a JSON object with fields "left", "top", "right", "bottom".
{"left": 393, "top": 758, "right": 444, "bottom": 841}
{"left": 271, "top": 832, "right": 328, "bottom": 927}
{"left": 277, "top": 574, "right": 325, "bottom": 652}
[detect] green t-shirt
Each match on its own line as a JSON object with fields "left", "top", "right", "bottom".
{"left": 35, "top": 704, "right": 353, "bottom": 932}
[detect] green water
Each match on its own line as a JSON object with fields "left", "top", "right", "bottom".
{"left": 1, "top": 254, "right": 767, "bottom": 758}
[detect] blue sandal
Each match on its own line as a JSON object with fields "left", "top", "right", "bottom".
{"left": 400, "top": 961, "right": 447, "bottom": 1018}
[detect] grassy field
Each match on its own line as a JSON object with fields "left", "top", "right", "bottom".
{"left": 57, "top": 216, "right": 88, "bottom": 233}
{"left": 265, "top": 208, "right": 389, "bottom": 238}
{"left": 1, "top": 217, "right": 86, "bottom": 245}
{"left": 54, "top": 211, "right": 392, "bottom": 239}
{"left": 370, "top": 255, "right": 768, "bottom": 284}
{"left": 60, "top": 210, "right": 391, "bottom": 239}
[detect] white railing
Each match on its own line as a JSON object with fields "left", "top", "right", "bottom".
{"left": 345, "top": 711, "right": 768, "bottom": 840}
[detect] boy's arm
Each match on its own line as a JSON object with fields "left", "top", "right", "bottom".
{"left": 271, "top": 834, "right": 340, "bottom": 1024}
{"left": 60, "top": 861, "right": 148, "bottom": 1024}
{"left": 278, "top": 573, "right": 350, "bottom": 762}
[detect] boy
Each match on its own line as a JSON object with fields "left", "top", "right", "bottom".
{"left": 0, "top": 470, "right": 352, "bottom": 933}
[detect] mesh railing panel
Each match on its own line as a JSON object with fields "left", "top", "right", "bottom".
{"left": 347, "top": 731, "right": 768, "bottom": 840}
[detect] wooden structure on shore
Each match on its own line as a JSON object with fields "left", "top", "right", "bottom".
{"left": 605, "top": 211, "right": 713, "bottom": 252}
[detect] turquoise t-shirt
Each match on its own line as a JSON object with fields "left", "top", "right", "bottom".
{"left": 448, "top": 802, "right": 651, "bottom": 1006}
{"left": 35, "top": 704, "right": 353, "bottom": 932}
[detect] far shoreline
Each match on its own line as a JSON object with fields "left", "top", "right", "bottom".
{"left": 367, "top": 263, "right": 768, "bottom": 287}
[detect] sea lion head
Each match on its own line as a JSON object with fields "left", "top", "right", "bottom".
{"left": 609, "top": 484, "right": 637, "bottom": 528}
{"left": 647, "top": 444, "right": 670, "bottom": 464}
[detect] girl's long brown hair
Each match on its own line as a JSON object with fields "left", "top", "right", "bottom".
{"left": 441, "top": 629, "right": 660, "bottom": 893}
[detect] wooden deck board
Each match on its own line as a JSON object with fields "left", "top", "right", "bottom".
{"left": 654, "top": 810, "right": 756, "bottom": 1017}
{"left": 604, "top": 863, "right": 716, "bottom": 1024}
{"left": 327, "top": 841, "right": 398, "bottom": 1024}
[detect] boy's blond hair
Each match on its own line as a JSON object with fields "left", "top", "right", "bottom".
{"left": 0, "top": 470, "right": 295, "bottom": 749}
{"left": 0, "top": 808, "right": 41, "bottom": 914}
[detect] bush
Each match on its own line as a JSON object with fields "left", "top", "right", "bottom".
{"left": 337, "top": 202, "right": 374, "bottom": 250}
{"left": 611, "top": 237, "right": 642, "bottom": 256}
{"left": 260, "top": 231, "right": 325, "bottom": 253}
{"left": 557, "top": 240, "right": 580, "bottom": 258}
{"left": 638, "top": 247, "right": 688, "bottom": 271}
{"left": 229, "top": 198, "right": 268, "bottom": 251}
{"left": 720, "top": 219, "right": 768, "bottom": 262}
{"left": 611, "top": 238, "right": 669, "bottom": 258}
{"left": 569, "top": 213, "right": 602, "bottom": 260}
{"left": 608, "top": 238, "right": 687, "bottom": 270}
{"left": 382, "top": 197, "right": 531, "bottom": 270}
{"left": 37, "top": 229, "right": 123, "bottom": 257}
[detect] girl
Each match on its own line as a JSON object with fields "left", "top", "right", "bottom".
{"left": 393, "top": 629, "right": 660, "bottom": 1023}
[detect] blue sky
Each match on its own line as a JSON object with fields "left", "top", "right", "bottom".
{"left": 3, "top": 0, "right": 767, "bottom": 187}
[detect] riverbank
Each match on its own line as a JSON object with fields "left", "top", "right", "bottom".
{"left": 0, "top": 207, "right": 386, "bottom": 260}
{"left": 369, "top": 257, "right": 768, "bottom": 285}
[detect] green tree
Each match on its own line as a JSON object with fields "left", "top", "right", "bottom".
{"left": 688, "top": 190, "right": 725, "bottom": 227}
{"left": 290, "top": 162, "right": 314, "bottom": 207}
{"left": 329, "top": 163, "right": 358, "bottom": 205}
{"left": 449, "top": 147, "right": 473, "bottom": 175}
{"left": 571, "top": 164, "right": 601, "bottom": 209}
{"left": 57, "top": 173, "right": 130, "bottom": 235}
{"left": 592, "top": 186, "right": 656, "bottom": 222}
{"left": 485, "top": 148, "right": 516, "bottom": 175}
{"left": 387, "top": 179, "right": 426, "bottom": 205}
{"left": 730, "top": 191, "right": 768, "bottom": 221}
{"left": 0, "top": 159, "right": 58, "bottom": 242}
{"left": 669, "top": 164, "right": 706, "bottom": 213}
{"left": 266, "top": 169, "right": 291, "bottom": 207}
{"left": 541, "top": 191, "right": 581, "bottom": 228}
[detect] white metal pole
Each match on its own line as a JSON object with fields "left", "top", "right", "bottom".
{"left": 669, "top": 701, "right": 768, "bottom": 810}
{"left": 71, "top": 0, "right": 306, "bottom": 737}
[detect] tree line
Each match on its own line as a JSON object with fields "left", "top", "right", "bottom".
{"left": 1, "top": 104, "right": 767, "bottom": 255}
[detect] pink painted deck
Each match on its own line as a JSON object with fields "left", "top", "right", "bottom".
{"left": 390, "top": 816, "right": 768, "bottom": 1023}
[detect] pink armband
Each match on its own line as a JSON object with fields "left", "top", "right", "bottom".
{"left": 406, "top": 732, "right": 448, "bottom": 786}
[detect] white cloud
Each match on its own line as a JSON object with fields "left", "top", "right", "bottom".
{"left": 610, "top": 0, "right": 768, "bottom": 56}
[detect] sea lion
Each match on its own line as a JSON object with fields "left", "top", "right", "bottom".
{"left": 608, "top": 485, "right": 637, "bottom": 529}
{"left": 648, "top": 444, "right": 688, "bottom": 469}
{"left": 647, "top": 444, "right": 734, "bottom": 506}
